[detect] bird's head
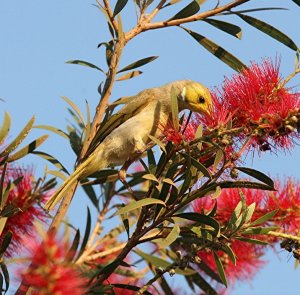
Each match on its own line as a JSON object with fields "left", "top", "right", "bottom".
{"left": 177, "top": 81, "right": 212, "bottom": 115}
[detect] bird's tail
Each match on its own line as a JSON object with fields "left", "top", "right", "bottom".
{"left": 45, "top": 155, "right": 96, "bottom": 211}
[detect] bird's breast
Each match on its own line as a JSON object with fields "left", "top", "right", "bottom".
{"left": 99, "top": 102, "right": 170, "bottom": 167}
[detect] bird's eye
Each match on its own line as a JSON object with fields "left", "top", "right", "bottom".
{"left": 198, "top": 96, "right": 205, "bottom": 104}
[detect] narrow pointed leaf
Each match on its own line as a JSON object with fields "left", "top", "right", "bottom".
{"left": 190, "top": 157, "right": 211, "bottom": 178}
{"left": 186, "top": 273, "right": 218, "bottom": 295}
{"left": 0, "top": 112, "right": 11, "bottom": 145}
{"left": 34, "top": 125, "right": 69, "bottom": 139}
{"left": 113, "top": 0, "right": 129, "bottom": 17}
{"left": 115, "top": 198, "right": 166, "bottom": 215}
{"left": 135, "top": 249, "right": 196, "bottom": 275}
{"left": 148, "top": 134, "right": 166, "bottom": 153}
{"left": 218, "top": 180, "right": 275, "bottom": 191}
{"left": 182, "top": 27, "right": 246, "bottom": 72}
{"left": 157, "top": 224, "right": 180, "bottom": 248}
{"left": 0, "top": 116, "right": 35, "bottom": 157}
{"left": 235, "top": 237, "right": 268, "bottom": 245}
{"left": 222, "top": 7, "right": 287, "bottom": 15}
{"left": 169, "top": 1, "right": 200, "bottom": 20}
{"left": 244, "top": 202, "right": 256, "bottom": 223}
{"left": 238, "top": 14, "right": 298, "bottom": 51}
{"left": 66, "top": 60, "right": 105, "bottom": 73}
{"left": 236, "top": 167, "right": 274, "bottom": 188}
{"left": 61, "top": 96, "right": 86, "bottom": 126}
{"left": 213, "top": 252, "right": 227, "bottom": 287}
{"left": 204, "top": 18, "right": 242, "bottom": 39}
{"left": 66, "top": 229, "right": 80, "bottom": 261}
{"left": 142, "top": 173, "right": 159, "bottom": 183}
{"left": 175, "top": 212, "right": 220, "bottom": 235}
{"left": 0, "top": 231, "right": 12, "bottom": 255}
{"left": 0, "top": 263, "right": 9, "bottom": 292}
{"left": 77, "top": 207, "right": 91, "bottom": 259}
{"left": 32, "top": 151, "right": 69, "bottom": 174}
{"left": 221, "top": 244, "right": 236, "bottom": 265}
{"left": 116, "top": 70, "right": 143, "bottom": 81}
{"left": 118, "top": 56, "right": 158, "bottom": 73}
{"left": 251, "top": 209, "right": 278, "bottom": 226}
{"left": 7, "top": 135, "right": 48, "bottom": 162}
{"left": 292, "top": 0, "right": 300, "bottom": 6}
{"left": 242, "top": 226, "right": 278, "bottom": 235}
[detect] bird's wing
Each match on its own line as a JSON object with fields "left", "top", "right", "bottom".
{"left": 85, "top": 88, "right": 157, "bottom": 157}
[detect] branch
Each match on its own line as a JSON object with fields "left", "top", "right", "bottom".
{"left": 143, "top": 0, "right": 250, "bottom": 31}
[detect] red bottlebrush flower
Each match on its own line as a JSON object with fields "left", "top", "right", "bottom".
{"left": 160, "top": 116, "right": 197, "bottom": 145}
{"left": 266, "top": 179, "right": 300, "bottom": 233}
{"left": 196, "top": 91, "right": 233, "bottom": 130}
{"left": 194, "top": 179, "right": 300, "bottom": 234}
{"left": 19, "top": 233, "right": 86, "bottom": 295}
{"left": 196, "top": 58, "right": 300, "bottom": 151}
{"left": 0, "top": 166, "right": 49, "bottom": 258}
{"left": 197, "top": 241, "right": 265, "bottom": 284}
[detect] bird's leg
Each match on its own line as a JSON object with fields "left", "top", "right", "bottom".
{"left": 118, "top": 159, "right": 135, "bottom": 196}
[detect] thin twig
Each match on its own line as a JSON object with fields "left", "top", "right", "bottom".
{"left": 268, "top": 231, "right": 300, "bottom": 242}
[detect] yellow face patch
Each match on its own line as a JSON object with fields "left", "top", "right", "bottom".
{"left": 182, "top": 82, "right": 212, "bottom": 115}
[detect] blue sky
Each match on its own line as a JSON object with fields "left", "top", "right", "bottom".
{"left": 1, "top": 1, "right": 300, "bottom": 294}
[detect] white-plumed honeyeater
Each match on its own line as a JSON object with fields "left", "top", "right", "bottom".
{"left": 45, "top": 80, "right": 212, "bottom": 210}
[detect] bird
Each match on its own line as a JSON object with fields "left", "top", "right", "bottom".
{"left": 45, "top": 80, "right": 212, "bottom": 210}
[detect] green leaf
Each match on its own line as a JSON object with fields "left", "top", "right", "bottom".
{"left": 135, "top": 249, "right": 196, "bottom": 275}
{"left": 235, "top": 236, "right": 268, "bottom": 245}
{"left": 179, "top": 169, "right": 192, "bottom": 195}
{"left": 0, "top": 116, "right": 35, "bottom": 157}
{"left": 62, "top": 96, "right": 86, "bottom": 127}
{"left": 111, "top": 284, "right": 152, "bottom": 295}
{"left": 116, "top": 70, "right": 143, "bottom": 81}
{"left": 221, "top": 244, "right": 236, "bottom": 265}
{"left": 82, "top": 184, "right": 99, "bottom": 209}
{"left": 204, "top": 18, "right": 242, "bottom": 39}
{"left": 115, "top": 198, "right": 166, "bottom": 215}
{"left": 292, "top": 0, "right": 300, "bottom": 6}
{"left": 147, "top": 149, "right": 156, "bottom": 173}
{"left": 190, "top": 157, "right": 211, "bottom": 179}
{"left": 0, "top": 262, "right": 9, "bottom": 293}
{"left": 218, "top": 180, "right": 275, "bottom": 191}
{"left": 169, "top": 1, "right": 200, "bottom": 20}
{"left": 175, "top": 212, "right": 220, "bottom": 236}
{"left": 66, "top": 229, "right": 80, "bottom": 261}
{"left": 7, "top": 135, "right": 48, "bottom": 162}
{"left": 238, "top": 14, "right": 298, "bottom": 51}
{"left": 32, "top": 151, "right": 69, "bottom": 174}
{"left": 118, "top": 56, "right": 158, "bottom": 73}
{"left": 213, "top": 252, "right": 227, "bottom": 287}
{"left": 77, "top": 207, "right": 91, "bottom": 259}
{"left": 212, "top": 149, "right": 223, "bottom": 172}
{"left": 251, "top": 209, "right": 278, "bottom": 226}
{"left": 236, "top": 167, "right": 274, "bottom": 189}
{"left": 142, "top": 173, "right": 159, "bottom": 183}
{"left": 222, "top": 7, "right": 287, "bottom": 15}
{"left": 0, "top": 112, "right": 11, "bottom": 145}
{"left": 182, "top": 27, "right": 246, "bottom": 72}
{"left": 157, "top": 224, "right": 180, "bottom": 248}
{"left": 113, "top": 0, "right": 129, "bottom": 17}
{"left": 66, "top": 60, "right": 105, "bottom": 73}
{"left": 244, "top": 202, "right": 256, "bottom": 223}
{"left": 34, "top": 125, "right": 69, "bottom": 139}
{"left": 148, "top": 135, "right": 166, "bottom": 153}
{"left": 242, "top": 226, "right": 278, "bottom": 235}
{"left": 186, "top": 272, "right": 218, "bottom": 295}
{"left": 0, "top": 231, "right": 12, "bottom": 256}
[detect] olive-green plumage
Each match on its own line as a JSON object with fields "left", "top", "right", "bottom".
{"left": 45, "top": 80, "right": 212, "bottom": 210}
